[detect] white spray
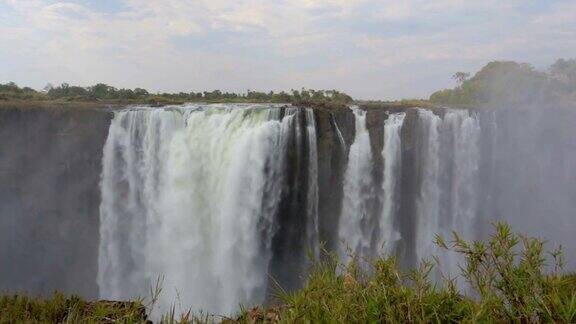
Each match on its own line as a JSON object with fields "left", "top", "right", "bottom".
{"left": 98, "top": 104, "right": 303, "bottom": 316}
{"left": 338, "top": 108, "right": 375, "bottom": 262}
{"left": 378, "top": 113, "right": 406, "bottom": 255}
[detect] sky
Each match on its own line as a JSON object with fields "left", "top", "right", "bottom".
{"left": 0, "top": 0, "right": 575, "bottom": 100}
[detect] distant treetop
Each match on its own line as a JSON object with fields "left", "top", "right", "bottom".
{"left": 430, "top": 59, "right": 576, "bottom": 107}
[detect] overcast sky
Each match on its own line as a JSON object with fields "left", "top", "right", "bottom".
{"left": 1, "top": 0, "right": 575, "bottom": 100}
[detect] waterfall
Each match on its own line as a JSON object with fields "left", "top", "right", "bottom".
{"left": 338, "top": 108, "right": 375, "bottom": 263}
{"left": 414, "top": 109, "right": 443, "bottom": 266}
{"left": 441, "top": 109, "right": 481, "bottom": 280}
{"left": 98, "top": 104, "right": 313, "bottom": 316}
{"left": 444, "top": 111, "right": 481, "bottom": 239}
{"left": 5, "top": 101, "right": 576, "bottom": 312}
{"left": 97, "top": 103, "right": 486, "bottom": 314}
{"left": 98, "top": 108, "right": 182, "bottom": 301}
{"left": 305, "top": 109, "right": 320, "bottom": 260}
{"left": 331, "top": 113, "right": 347, "bottom": 153}
{"left": 337, "top": 110, "right": 408, "bottom": 264}
{"left": 378, "top": 113, "right": 405, "bottom": 256}
{"left": 413, "top": 109, "right": 481, "bottom": 280}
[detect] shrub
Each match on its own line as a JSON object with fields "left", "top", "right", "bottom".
{"left": 239, "top": 222, "right": 576, "bottom": 323}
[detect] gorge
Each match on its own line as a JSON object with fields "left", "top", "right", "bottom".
{"left": 0, "top": 103, "right": 575, "bottom": 316}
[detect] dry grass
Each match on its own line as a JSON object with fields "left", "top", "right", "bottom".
{"left": 0, "top": 293, "right": 148, "bottom": 323}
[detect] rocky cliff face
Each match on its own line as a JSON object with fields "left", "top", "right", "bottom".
{"left": 314, "top": 105, "right": 423, "bottom": 260}
{"left": 0, "top": 103, "right": 426, "bottom": 298}
{"left": 0, "top": 104, "right": 376, "bottom": 296}
{"left": 2, "top": 101, "right": 572, "bottom": 314}
{"left": 314, "top": 107, "right": 352, "bottom": 252}
{"left": 0, "top": 106, "right": 112, "bottom": 298}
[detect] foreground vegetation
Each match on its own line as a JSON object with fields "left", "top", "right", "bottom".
{"left": 2, "top": 223, "right": 574, "bottom": 323}
{"left": 255, "top": 223, "right": 576, "bottom": 323}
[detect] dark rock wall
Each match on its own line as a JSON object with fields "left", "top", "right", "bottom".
{"left": 269, "top": 108, "right": 313, "bottom": 292}
{"left": 270, "top": 105, "right": 426, "bottom": 290}
{"left": 0, "top": 106, "right": 112, "bottom": 298}
{"left": 396, "top": 108, "right": 419, "bottom": 268}
{"left": 314, "top": 105, "right": 422, "bottom": 267}
{"left": 315, "top": 107, "right": 353, "bottom": 252}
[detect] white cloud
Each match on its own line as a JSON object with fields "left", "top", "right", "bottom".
{"left": 0, "top": 0, "right": 574, "bottom": 99}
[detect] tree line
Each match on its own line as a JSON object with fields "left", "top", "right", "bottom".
{"left": 7, "top": 58, "right": 574, "bottom": 108}
{"left": 0, "top": 82, "right": 353, "bottom": 106}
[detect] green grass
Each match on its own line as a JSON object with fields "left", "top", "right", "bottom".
{"left": 0, "top": 293, "right": 148, "bottom": 323}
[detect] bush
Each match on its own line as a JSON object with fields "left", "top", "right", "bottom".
{"left": 0, "top": 82, "right": 46, "bottom": 101}
{"left": 239, "top": 222, "right": 576, "bottom": 323}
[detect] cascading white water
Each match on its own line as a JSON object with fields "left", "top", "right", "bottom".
{"left": 305, "top": 109, "right": 320, "bottom": 260}
{"left": 413, "top": 109, "right": 481, "bottom": 281}
{"left": 414, "top": 109, "right": 443, "bottom": 266}
{"left": 98, "top": 104, "right": 307, "bottom": 316}
{"left": 338, "top": 108, "right": 375, "bottom": 262}
{"left": 98, "top": 108, "right": 183, "bottom": 300}
{"left": 332, "top": 114, "right": 347, "bottom": 153}
{"left": 338, "top": 110, "right": 408, "bottom": 263}
{"left": 441, "top": 109, "right": 481, "bottom": 280}
{"left": 378, "top": 113, "right": 405, "bottom": 255}
{"left": 99, "top": 104, "right": 485, "bottom": 315}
